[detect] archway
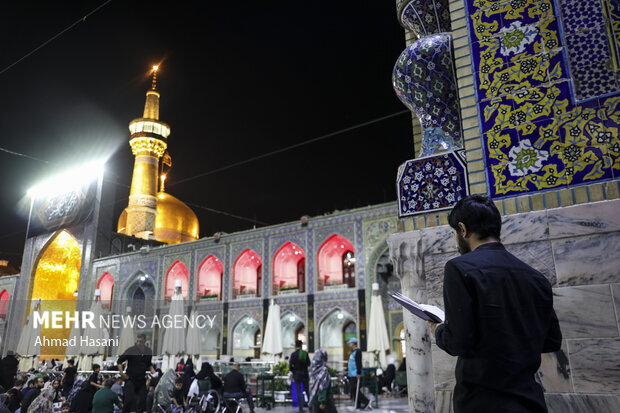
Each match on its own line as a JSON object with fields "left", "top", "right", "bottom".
{"left": 164, "top": 261, "right": 189, "bottom": 300}
{"left": 126, "top": 272, "right": 156, "bottom": 318}
{"left": 317, "top": 234, "right": 355, "bottom": 290}
{"left": 197, "top": 255, "right": 223, "bottom": 301}
{"left": 273, "top": 242, "right": 305, "bottom": 295}
{"left": 0, "top": 290, "right": 9, "bottom": 319}
{"left": 96, "top": 272, "right": 114, "bottom": 309}
{"left": 200, "top": 323, "right": 221, "bottom": 358}
{"left": 281, "top": 312, "right": 305, "bottom": 353}
{"left": 232, "top": 316, "right": 261, "bottom": 358}
{"left": 232, "top": 249, "right": 262, "bottom": 299}
{"left": 318, "top": 308, "right": 355, "bottom": 361}
{"left": 30, "top": 230, "right": 81, "bottom": 357}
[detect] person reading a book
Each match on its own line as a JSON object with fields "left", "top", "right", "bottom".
{"left": 432, "top": 195, "right": 562, "bottom": 413}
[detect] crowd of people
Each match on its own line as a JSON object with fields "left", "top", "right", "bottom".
{"left": 0, "top": 334, "right": 406, "bottom": 413}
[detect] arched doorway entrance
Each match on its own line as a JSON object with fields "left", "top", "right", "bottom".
{"left": 200, "top": 324, "right": 221, "bottom": 359}
{"left": 30, "top": 230, "right": 81, "bottom": 358}
{"left": 319, "top": 308, "right": 356, "bottom": 362}
{"left": 281, "top": 312, "right": 305, "bottom": 355}
{"left": 232, "top": 316, "right": 261, "bottom": 359}
{"left": 124, "top": 273, "right": 156, "bottom": 350}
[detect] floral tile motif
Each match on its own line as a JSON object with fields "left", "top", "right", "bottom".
{"left": 467, "top": 0, "right": 620, "bottom": 198}
{"left": 398, "top": 0, "right": 451, "bottom": 37}
{"left": 396, "top": 151, "right": 468, "bottom": 217}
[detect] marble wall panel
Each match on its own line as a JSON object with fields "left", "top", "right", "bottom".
{"left": 422, "top": 226, "right": 456, "bottom": 255}
{"left": 537, "top": 340, "right": 573, "bottom": 393}
{"left": 423, "top": 252, "right": 459, "bottom": 303}
{"left": 553, "top": 285, "right": 618, "bottom": 338}
{"left": 567, "top": 338, "right": 620, "bottom": 393}
{"left": 548, "top": 199, "right": 620, "bottom": 238}
{"left": 613, "top": 283, "right": 620, "bottom": 332}
{"left": 552, "top": 232, "right": 620, "bottom": 286}
{"left": 505, "top": 241, "right": 557, "bottom": 285}
{"left": 431, "top": 344, "right": 457, "bottom": 391}
{"left": 501, "top": 210, "right": 549, "bottom": 245}
{"left": 545, "top": 394, "right": 620, "bottom": 413}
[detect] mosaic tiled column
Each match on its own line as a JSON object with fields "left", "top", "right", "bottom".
{"left": 387, "top": 231, "right": 435, "bottom": 413}
{"left": 393, "top": 0, "right": 468, "bottom": 217}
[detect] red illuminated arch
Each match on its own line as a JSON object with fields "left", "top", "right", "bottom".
{"left": 272, "top": 242, "right": 305, "bottom": 295}
{"left": 233, "top": 249, "right": 262, "bottom": 299}
{"left": 197, "top": 255, "right": 223, "bottom": 300}
{"left": 0, "top": 289, "right": 9, "bottom": 319}
{"left": 165, "top": 260, "right": 190, "bottom": 300}
{"left": 317, "top": 234, "right": 355, "bottom": 290}
{"left": 96, "top": 272, "right": 114, "bottom": 308}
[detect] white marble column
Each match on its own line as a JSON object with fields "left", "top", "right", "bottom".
{"left": 388, "top": 231, "right": 436, "bottom": 413}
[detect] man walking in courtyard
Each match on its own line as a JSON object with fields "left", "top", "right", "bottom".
{"left": 434, "top": 195, "right": 562, "bottom": 413}
{"left": 117, "top": 333, "right": 154, "bottom": 413}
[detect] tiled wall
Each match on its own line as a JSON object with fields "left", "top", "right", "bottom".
{"left": 420, "top": 199, "right": 620, "bottom": 412}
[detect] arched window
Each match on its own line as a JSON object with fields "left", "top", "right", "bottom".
{"left": 232, "top": 249, "right": 262, "bottom": 299}
{"left": 0, "top": 290, "right": 9, "bottom": 319}
{"left": 197, "top": 255, "right": 223, "bottom": 301}
{"left": 317, "top": 234, "right": 355, "bottom": 290}
{"left": 96, "top": 272, "right": 114, "bottom": 308}
{"left": 164, "top": 261, "right": 189, "bottom": 300}
{"left": 272, "top": 242, "right": 305, "bottom": 295}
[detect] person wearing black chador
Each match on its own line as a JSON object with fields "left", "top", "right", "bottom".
{"left": 433, "top": 195, "right": 562, "bottom": 413}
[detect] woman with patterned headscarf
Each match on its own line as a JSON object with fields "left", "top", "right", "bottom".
{"left": 27, "top": 381, "right": 56, "bottom": 413}
{"left": 309, "top": 349, "right": 337, "bottom": 413}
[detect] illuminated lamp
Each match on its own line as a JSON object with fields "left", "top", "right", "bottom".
{"left": 27, "top": 159, "right": 106, "bottom": 198}
{"left": 289, "top": 315, "right": 295, "bottom": 322}
{"left": 337, "top": 313, "right": 344, "bottom": 320}
{"left": 247, "top": 318, "right": 253, "bottom": 325}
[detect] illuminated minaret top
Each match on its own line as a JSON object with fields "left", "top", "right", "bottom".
{"left": 120, "top": 65, "right": 171, "bottom": 239}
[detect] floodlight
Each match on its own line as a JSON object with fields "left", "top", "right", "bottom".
{"left": 27, "top": 159, "right": 105, "bottom": 198}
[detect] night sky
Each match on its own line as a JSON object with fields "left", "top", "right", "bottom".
{"left": 0, "top": 1, "right": 413, "bottom": 268}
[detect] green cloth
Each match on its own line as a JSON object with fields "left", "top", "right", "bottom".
{"left": 91, "top": 387, "right": 120, "bottom": 413}
{"left": 314, "top": 383, "right": 334, "bottom": 405}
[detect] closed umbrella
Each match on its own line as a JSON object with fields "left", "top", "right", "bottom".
{"left": 161, "top": 280, "right": 186, "bottom": 371}
{"left": 79, "top": 290, "right": 107, "bottom": 371}
{"left": 64, "top": 321, "right": 81, "bottom": 362}
{"left": 117, "top": 306, "right": 135, "bottom": 356}
{"left": 16, "top": 300, "right": 41, "bottom": 371}
{"left": 261, "top": 300, "right": 283, "bottom": 360}
{"left": 367, "top": 283, "right": 391, "bottom": 368}
{"left": 185, "top": 309, "right": 201, "bottom": 369}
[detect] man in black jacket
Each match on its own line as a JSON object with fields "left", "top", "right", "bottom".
{"left": 433, "top": 195, "right": 562, "bottom": 413}
{"left": 0, "top": 352, "right": 18, "bottom": 392}
{"left": 223, "top": 363, "right": 255, "bottom": 413}
{"left": 117, "top": 334, "right": 154, "bottom": 413}
{"left": 288, "top": 340, "right": 310, "bottom": 412}
{"left": 21, "top": 376, "right": 43, "bottom": 412}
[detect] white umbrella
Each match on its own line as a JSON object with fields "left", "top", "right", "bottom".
{"left": 367, "top": 284, "right": 390, "bottom": 368}
{"left": 161, "top": 281, "right": 186, "bottom": 370}
{"left": 117, "top": 306, "right": 135, "bottom": 356}
{"left": 261, "top": 300, "right": 283, "bottom": 360}
{"left": 185, "top": 309, "right": 201, "bottom": 369}
{"left": 79, "top": 291, "right": 107, "bottom": 370}
{"left": 16, "top": 300, "right": 42, "bottom": 371}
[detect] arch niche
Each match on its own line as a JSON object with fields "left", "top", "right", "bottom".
{"left": 30, "top": 230, "right": 81, "bottom": 357}
{"left": 0, "top": 290, "right": 9, "bottom": 319}
{"left": 197, "top": 255, "right": 223, "bottom": 301}
{"left": 318, "top": 308, "right": 356, "bottom": 362}
{"left": 272, "top": 242, "right": 305, "bottom": 295}
{"left": 317, "top": 234, "right": 355, "bottom": 291}
{"left": 164, "top": 261, "right": 189, "bottom": 300}
{"left": 96, "top": 272, "right": 114, "bottom": 308}
{"left": 232, "top": 249, "right": 262, "bottom": 299}
{"left": 125, "top": 272, "right": 156, "bottom": 319}
{"left": 280, "top": 312, "right": 306, "bottom": 352}
{"left": 232, "top": 316, "right": 261, "bottom": 359}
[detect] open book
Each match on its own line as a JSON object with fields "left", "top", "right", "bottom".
{"left": 390, "top": 292, "right": 445, "bottom": 323}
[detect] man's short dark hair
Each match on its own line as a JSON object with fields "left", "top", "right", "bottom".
{"left": 92, "top": 364, "right": 100, "bottom": 370}
{"left": 175, "top": 377, "right": 183, "bottom": 385}
{"left": 67, "top": 359, "right": 75, "bottom": 365}
{"left": 104, "top": 378, "right": 115, "bottom": 388}
{"left": 448, "top": 195, "right": 501, "bottom": 240}
{"left": 137, "top": 333, "right": 147, "bottom": 340}
{"left": 295, "top": 340, "right": 302, "bottom": 348}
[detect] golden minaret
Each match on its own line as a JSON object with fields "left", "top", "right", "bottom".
{"left": 121, "top": 66, "right": 171, "bottom": 239}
